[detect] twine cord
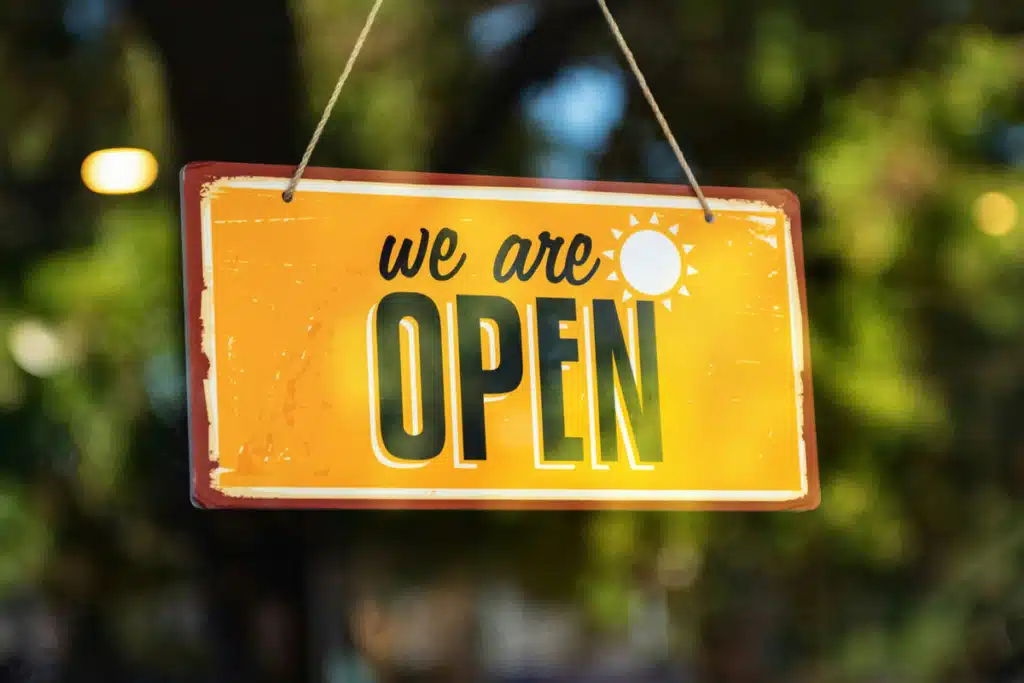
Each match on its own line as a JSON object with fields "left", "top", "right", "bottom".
{"left": 596, "top": 0, "right": 714, "bottom": 222}
{"left": 285, "top": 0, "right": 714, "bottom": 224}
{"left": 282, "top": 0, "right": 386, "bottom": 202}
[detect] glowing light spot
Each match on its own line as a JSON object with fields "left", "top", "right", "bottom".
{"left": 8, "top": 319, "right": 72, "bottom": 377}
{"left": 973, "top": 191, "right": 1018, "bottom": 236}
{"left": 81, "top": 148, "right": 158, "bottom": 195}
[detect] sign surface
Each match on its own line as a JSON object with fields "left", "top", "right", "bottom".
{"left": 182, "top": 163, "right": 818, "bottom": 510}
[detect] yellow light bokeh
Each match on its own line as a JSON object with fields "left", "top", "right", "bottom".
{"left": 81, "top": 148, "right": 158, "bottom": 195}
{"left": 7, "top": 319, "right": 71, "bottom": 377}
{"left": 972, "top": 191, "right": 1018, "bottom": 237}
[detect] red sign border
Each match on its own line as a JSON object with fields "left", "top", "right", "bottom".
{"left": 181, "top": 162, "right": 819, "bottom": 511}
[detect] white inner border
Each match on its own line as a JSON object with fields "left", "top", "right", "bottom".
{"left": 200, "top": 176, "right": 808, "bottom": 502}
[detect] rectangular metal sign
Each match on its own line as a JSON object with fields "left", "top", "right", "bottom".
{"left": 182, "top": 163, "right": 818, "bottom": 510}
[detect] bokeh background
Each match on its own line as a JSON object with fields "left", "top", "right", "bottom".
{"left": 1, "top": 0, "right": 1023, "bottom": 682}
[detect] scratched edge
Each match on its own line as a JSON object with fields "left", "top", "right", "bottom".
{"left": 200, "top": 178, "right": 226, "bottom": 495}
{"left": 200, "top": 176, "right": 268, "bottom": 501}
{"left": 200, "top": 177, "right": 810, "bottom": 506}
{"left": 780, "top": 204, "right": 809, "bottom": 501}
{"left": 785, "top": 192, "right": 819, "bottom": 511}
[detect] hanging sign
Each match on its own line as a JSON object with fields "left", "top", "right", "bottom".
{"left": 182, "top": 163, "right": 818, "bottom": 510}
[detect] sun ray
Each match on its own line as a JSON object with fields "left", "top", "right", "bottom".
{"left": 612, "top": 214, "right": 694, "bottom": 310}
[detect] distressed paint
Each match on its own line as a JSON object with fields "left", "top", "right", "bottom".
{"left": 181, "top": 163, "right": 818, "bottom": 510}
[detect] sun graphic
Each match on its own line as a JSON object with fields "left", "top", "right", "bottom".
{"left": 604, "top": 212, "right": 698, "bottom": 310}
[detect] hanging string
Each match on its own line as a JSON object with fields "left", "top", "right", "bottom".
{"left": 282, "top": 0, "right": 386, "bottom": 202}
{"left": 285, "top": 0, "right": 715, "bottom": 223}
{"left": 596, "top": 0, "right": 714, "bottom": 222}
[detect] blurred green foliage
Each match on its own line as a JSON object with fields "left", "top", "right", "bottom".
{"left": 0, "top": 1, "right": 1022, "bottom": 681}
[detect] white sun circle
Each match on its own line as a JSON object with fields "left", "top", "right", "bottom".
{"left": 618, "top": 229, "right": 682, "bottom": 296}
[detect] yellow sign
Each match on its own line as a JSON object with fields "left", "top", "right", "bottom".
{"left": 182, "top": 163, "right": 818, "bottom": 510}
